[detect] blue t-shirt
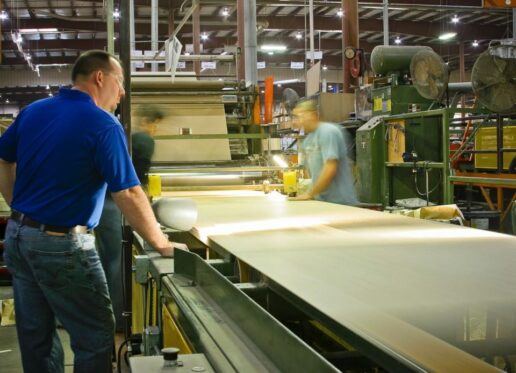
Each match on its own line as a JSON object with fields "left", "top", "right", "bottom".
{"left": 0, "top": 88, "right": 140, "bottom": 228}
{"left": 301, "top": 122, "right": 358, "bottom": 205}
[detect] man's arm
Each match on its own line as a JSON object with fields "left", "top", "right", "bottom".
{"left": 111, "top": 185, "right": 187, "bottom": 256}
{"left": 292, "top": 159, "right": 338, "bottom": 200}
{"left": 0, "top": 159, "right": 16, "bottom": 205}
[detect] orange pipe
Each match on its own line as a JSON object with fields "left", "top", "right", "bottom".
{"left": 264, "top": 76, "right": 274, "bottom": 124}
{"left": 253, "top": 86, "right": 261, "bottom": 125}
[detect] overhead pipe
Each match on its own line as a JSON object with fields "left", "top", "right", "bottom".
{"left": 244, "top": 0, "right": 258, "bottom": 85}
{"left": 383, "top": 0, "right": 389, "bottom": 46}
{"left": 151, "top": 0, "right": 159, "bottom": 72}
{"left": 309, "top": 0, "right": 315, "bottom": 66}
{"left": 106, "top": 0, "right": 114, "bottom": 54}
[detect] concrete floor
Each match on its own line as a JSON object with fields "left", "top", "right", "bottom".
{"left": 0, "top": 286, "right": 130, "bottom": 372}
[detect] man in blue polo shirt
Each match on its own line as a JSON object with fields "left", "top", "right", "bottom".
{"left": 0, "top": 50, "right": 186, "bottom": 373}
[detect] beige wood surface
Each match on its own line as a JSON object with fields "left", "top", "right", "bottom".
{"left": 162, "top": 191, "right": 515, "bottom": 371}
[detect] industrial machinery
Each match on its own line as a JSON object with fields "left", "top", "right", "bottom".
{"left": 130, "top": 192, "right": 516, "bottom": 372}
{"left": 356, "top": 44, "right": 516, "bottom": 213}
{"left": 356, "top": 46, "right": 445, "bottom": 206}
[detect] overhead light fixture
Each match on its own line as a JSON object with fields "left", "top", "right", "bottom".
{"left": 46, "top": 85, "right": 50, "bottom": 89}
{"left": 277, "top": 83, "right": 282, "bottom": 87}
{"left": 0, "top": 10, "right": 8, "bottom": 20}
{"left": 451, "top": 15, "right": 459, "bottom": 24}
{"left": 275, "top": 79, "right": 300, "bottom": 85}
{"left": 48, "top": 93, "right": 53, "bottom": 97}
{"left": 25, "top": 54, "right": 31, "bottom": 60}
{"left": 337, "top": 8, "right": 344, "bottom": 17}
{"left": 20, "top": 28, "right": 58, "bottom": 33}
{"left": 222, "top": 7, "right": 230, "bottom": 17}
{"left": 201, "top": 33, "right": 209, "bottom": 41}
{"left": 472, "top": 40, "right": 479, "bottom": 47}
{"left": 268, "top": 51, "right": 274, "bottom": 55}
{"left": 295, "top": 32, "right": 302, "bottom": 40}
{"left": 322, "top": 65, "right": 328, "bottom": 70}
{"left": 184, "top": 52, "right": 191, "bottom": 56}
{"left": 261, "top": 44, "right": 287, "bottom": 52}
{"left": 439, "top": 32, "right": 457, "bottom": 41}
{"left": 113, "top": 9, "right": 120, "bottom": 19}
{"left": 394, "top": 36, "right": 402, "bottom": 45}
{"left": 6, "top": 99, "right": 9, "bottom": 103}
{"left": 328, "top": 85, "right": 333, "bottom": 89}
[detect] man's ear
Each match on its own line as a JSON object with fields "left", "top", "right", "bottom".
{"left": 94, "top": 70, "right": 104, "bottom": 87}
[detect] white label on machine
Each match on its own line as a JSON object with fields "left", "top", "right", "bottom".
{"left": 257, "top": 61, "right": 266, "bottom": 69}
{"left": 201, "top": 61, "right": 217, "bottom": 69}
{"left": 144, "top": 50, "right": 165, "bottom": 64}
{"left": 291, "top": 61, "right": 304, "bottom": 69}
{"left": 177, "top": 61, "right": 186, "bottom": 69}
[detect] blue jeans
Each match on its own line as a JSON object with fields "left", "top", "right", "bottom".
{"left": 95, "top": 195, "right": 124, "bottom": 331}
{"left": 3, "top": 220, "right": 115, "bottom": 373}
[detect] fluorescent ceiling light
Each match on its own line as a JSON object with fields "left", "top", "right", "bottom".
{"left": 337, "top": 9, "right": 343, "bottom": 17}
{"left": 20, "top": 28, "right": 58, "bottom": 33}
{"left": 322, "top": 65, "right": 328, "bottom": 70}
{"left": 394, "top": 37, "right": 402, "bottom": 44}
{"left": 261, "top": 44, "right": 287, "bottom": 52}
{"left": 451, "top": 15, "right": 459, "bottom": 24}
{"left": 275, "top": 79, "right": 300, "bottom": 85}
{"left": 268, "top": 51, "right": 274, "bottom": 55}
{"left": 472, "top": 40, "right": 479, "bottom": 47}
{"left": 295, "top": 32, "right": 302, "bottom": 40}
{"left": 201, "top": 33, "right": 209, "bottom": 41}
{"left": 0, "top": 10, "right": 8, "bottom": 20}
{"left": 113, "top": 9, "right": 120, "bottom": 19}
{"left": 222, "top": 7, "right": 229, "bottom": 16}
{"left": 439, "top": 32, "right": 457, "bottom": 41}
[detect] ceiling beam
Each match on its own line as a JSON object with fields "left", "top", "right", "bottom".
{"left": 1, "top": 14, "right": 506, "bottom": 42}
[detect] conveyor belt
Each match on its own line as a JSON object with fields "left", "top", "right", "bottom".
{"left": 163, "top": 191, "right": 516, "bottom": 372}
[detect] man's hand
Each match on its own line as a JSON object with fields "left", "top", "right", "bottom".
{"left": 289, "top": 193, "right": 313, "bottom": 201}
{"left": 155, "top": 235, "right": 189, "bottom": 257}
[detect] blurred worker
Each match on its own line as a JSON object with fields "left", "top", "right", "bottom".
{"left": 0, "top": 50, "right": 186, "bottom": 373}
{"left": 291, "top": 99, "right": 358, "bottom": 205}
{"left": 95, "top": 105, "right": 164, "bottom": 331}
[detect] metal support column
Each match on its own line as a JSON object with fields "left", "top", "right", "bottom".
{"left": 151, "top": 0, "right": 159, "bottom": 72}
{"left": 106, "top": 0, "right": 114, "bottom": 54}
{"left": 383, "top": 0, "right": 389, "bottom": 46}
{"left": 237, "top": 0, "right": 245, "bottom": 81}
{"left": 244, "top": 0, "right": 257, "bottom": 85}
{"left": 459, "top": 41, "right": 465, "bottom": 116}
{"left": 342, "top": 0, "right": 359, "bottom": 93}
{"left": 119, "top": 0, "right": 133, "bottom": 339}
{"left": 193, "top": 4, "right": 201, "bottom": 77}
{"left": 129, "top": 0, "right": 135, "bottom": 71}
{"left": 513, "top": 8, "right": 516, "bottom": 39}
{"left": 309, "top": 0, "right": 315, "bottom": 66}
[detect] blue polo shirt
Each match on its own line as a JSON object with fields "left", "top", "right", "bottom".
{"left": 0, "top": 88, "right": 140, "bottom": 228}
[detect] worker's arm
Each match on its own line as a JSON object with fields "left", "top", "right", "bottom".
{"left": 292, "top": 159, "right": 338, "bottom": 201}
{"left": 111, "top": 185, "right": 187, "bottom": 257}
{"left": 0, "top": 159, "right": 15, "bottom": 205}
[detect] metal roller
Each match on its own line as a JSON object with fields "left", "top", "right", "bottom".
{"left": 152, "top": 198, "right": 198, "bottom": 231}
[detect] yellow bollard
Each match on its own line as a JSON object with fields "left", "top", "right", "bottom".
{"left": 283, "top": 170, "right": 298, "bottom": 196}
{"left": 148, "top": 174, "right": 162, "bottom": 198}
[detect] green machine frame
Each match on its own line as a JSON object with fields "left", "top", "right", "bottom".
{"left": 357, "top": 108, "right": 488, "bottom": 207}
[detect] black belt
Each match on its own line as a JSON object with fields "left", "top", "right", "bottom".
{"left": 10, "top": 211, "right": 89, "bottom": 235}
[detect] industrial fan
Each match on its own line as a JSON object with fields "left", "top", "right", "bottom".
{"left": 410, "top": 49, "right": 449, "bottom": 100}
{"left": 282, "top": 88, "right": 300, "bottom": 115}
{"left": 471, "top": 40, "right": 516, "bottom": 114}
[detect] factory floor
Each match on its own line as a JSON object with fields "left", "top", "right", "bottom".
{"left": 0, "top": 286, "right": 130, "bottom": 373}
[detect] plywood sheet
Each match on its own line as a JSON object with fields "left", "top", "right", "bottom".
{"left": 131, "top": 100, "right": 231, "bottom": 162}
{"left": 164, "top": 192, "right": 516, "bottom": 372}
